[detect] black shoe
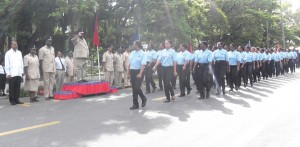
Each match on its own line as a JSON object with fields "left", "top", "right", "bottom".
{"left": 16, "top": 101, "right": 24, "bottom": 104}
{"left": 250, "top": 83, "right": 253, "bottom": 87}
{"left": 229, "top": 89, "right": 233, "bottom": 92}
{"left": 172, "top": 86, "right": 176, "bottom": 90}
{"left": 130, "top": 105, "right": 139, "bottom": 110}
{"left": 152, "top": 87, "right": 157, "bottom": 93}
{"left": 178, "top": 94, "right": 185, "bottom": 97}
{"left": 206, "top": 92, "right": 210, "bottom": 98}
{"left": 142, "top": 97, "right": 147, "bottom": 107}
{"left": 216, "top": 92, "right": 220, "bottom": 95}
{"left": 145, "top": 91, "right": 151, "bottom": 94}
{"left": 199, "top": 95, "right": 205, "bottom": 99}
{"left": 11, "top": 103, "right": 16, "bottom": 105}
{"left": 2, "top": 94, "right": 6, "bottom": 96}
{"left": 158, "top": 88, "right": 164, "bottom": 91}
{"left": 187, "top": 89, "right": 191, "bottom": 95}
{"left": 164, "top": 100, "right": 171, "bottom": 103}
{"left": 222, "top": 90, "right": 226, "bottom": 95}
{"left": 235, "top": 87, "right": 238, "bottom": 91}
{"left": 49, "top": 97, "right": 54, "bottom": 99}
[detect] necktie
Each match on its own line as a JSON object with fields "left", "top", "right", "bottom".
{"left": 59, "top": 58, "right": 65, "bottom": 70}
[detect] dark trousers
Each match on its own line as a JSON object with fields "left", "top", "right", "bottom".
{"left": 275, "top": 61, "right": 280, "bottom": 76}
{"left": 289, "top": 59, "right": 293, "bottom": 73}
{"left": 253, "top": 62, "right": 257, "bottom": 82}
{"left": 292, "top": 59, "right": 296, "bottom": 72}
{"left": 171, "top": 74, "right": 176, "bottom": 88}
{"left": 177, "top": 65, "right": 191, "bottom": 95}
{"left": 228, "top": 65, "right": 238, "bottom": 90}
{"left": 130, "top": 69, "right": 146, "bottom": 106}
{"left": 238, "top": 63, "right": 245, "bottom": 87}
{"left": 157, "top": 64, "right": 163, "bottom": 89}
{"left": 9, "top": 76, "right": 21, "bottom": 104}
{"left": 263, "top": 62, "right": 268, "bottom": 79}
{"left": 214, "top": 61, "right": 227, "bottom": 92}
{"left": 195, "top": 63, "right": 212, "bottom": 97}
{"left": 162, "top": 66, "right": 175, "bottom": 100}
{"left": 145, "top": 63, "right": 156, "bottom": 92}
{"left": 245, "top": 62, "right": 253, "bottom": 85}
{"left": 269, "top": 60, "right": 275, "bottom": 77}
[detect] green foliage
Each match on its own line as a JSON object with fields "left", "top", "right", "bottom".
{"left": 1, "top": 0, "right": 300, "bottom": 53}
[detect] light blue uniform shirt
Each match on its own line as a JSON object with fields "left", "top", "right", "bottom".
{"left": 292, "top": 51, "right": 297, "bottom": 59}
{"left": 274, "top": 53, "right": 281, "bottom": 62}
{"left": 176, "top": 50, "right": 190, "bottom": 65}
{"left": 245, "top": 52, "right": 255, "bottom": 62}
{"left": 146, "top": 49, "right": 157, "bottom": 62}
{"left": 239, "top": 52, "right": 247, "bottom": 64}
{"left": 253, "top": 52, "right": 258, "bottom": 61}
{"left": 194, "top": 49, "right": 213, "bottom": 63}
{"left": 262, "top": 53, "right": 268, "bottom": 60}
{"left": 288, "top": 52, "right": 293, "bottom": 59}
{"left": 129, "top": 50, "right": 147, "bottom": 69}
{"left": 228, "top": 50, "right": 241, "bottom": 65}
{"left": 154, "top": 50, "right": 162, "bottom": 60}
{"left": 158, "top": 48, "right": 177, "bottom": 67}
{"left": 213, "top": 49, "right": 229, "bottom": 61}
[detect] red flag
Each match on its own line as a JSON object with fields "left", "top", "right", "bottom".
{"left": 92, "top": 15, "right": 99, "bottom": 46}
{"left": 188, "top": 41, "right": 193, "bottom": 53}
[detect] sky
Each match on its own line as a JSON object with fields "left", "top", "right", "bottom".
{"left": 285, "top": 0, "right": 300, "bottom": 12}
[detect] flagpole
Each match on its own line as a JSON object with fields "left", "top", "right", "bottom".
{"left": 96, "top": 45, "right": 101, "bottom": 81}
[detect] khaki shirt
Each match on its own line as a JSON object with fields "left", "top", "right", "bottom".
{"left": 113, "top": 53, "right": 124, "bottom": 72}
{"left": 123, "top": 51, "right": 130, "bottom": 66}
{"left": 102, "top": 51, "right": 114, "bottom": 71}
{"left": 65, "top": 56, "right": 74, "bottom": 76}
{"left": 71, "top": 35, "right": 89, "bottom": 58}
{"left": 38, "top": 45, "right": 56, "bottom": 73}
{"left": 24, "top": 54, "right": 40, "bottom": 79}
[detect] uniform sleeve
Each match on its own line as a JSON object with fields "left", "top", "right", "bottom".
{"left": 172, "top": 51, "right": 177, "bottom": 62}
{"left": 225, "top": 51, "right": 229, "bottom": 62}
{"left": 237, "top": 52, "right": 241, "bottom": 62}
{"left": 102, "top": 53, "right": 106, "bottom": 62}
{"left": 208, "top": 52, "right": 213, "bottom": 63}
{"left": 157, "top": 52, "right": 162, "bottom": 61}
{"left": 19, "top": 52, "right": 24, "bottom": 74}
{"left": 184, "top": 52, "right": 190, "bottom": 61}
{"left": 141, "top": 52, "right": 147, "bottom": 66}
{"left": 71, "top": 35, "right": 79, "bottom": 45}
{"left": 38, "top": 48, "right": 44, "bottom": 60}
{"left": 5, "top": 52, "right": 10, "bottom": 75}
{"left": 23, "top": 56, "right": 29, "bottom": 67}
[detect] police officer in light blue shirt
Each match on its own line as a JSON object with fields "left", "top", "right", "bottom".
{"left": 244, "top": 46, "right": 255, "bottom": 87}
{"left": 227, "top": 44, "right": 241, "bottom": 91}
{"left": 153, "top": 39, "right": 177, "bottom": 102}
{"left": 176, "top": 44, "right": 192, "bottom": 97}
{"left": 155, "top": 43, "right": 164, "bottom": 91}
{"left": 237, "top": 46, "right": 247, "bottom": 88}
{"left": 145, "top": 43, "right": 157, "bottom": 93}
{"left": 273, "top": 48, "right": 281, "bottom": 76}
{"left": 128, "top": 40, "right": 147, "bottom": 110}
{"left": 292, "top": 49, "right": 298, "bottom": 72}
{"left": 213, "top": 42, "right": 229, "bottom": 95}
{"left": 193, "top": 41, "right": 213, "bottom": 98}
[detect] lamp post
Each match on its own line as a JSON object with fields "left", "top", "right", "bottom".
{"left": 280, "top": 0, "right": 286, "bottom": 49}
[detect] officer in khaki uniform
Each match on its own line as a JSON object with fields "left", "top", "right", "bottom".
{"left": 123, "top": 46, "right": 131, "bottom": 87}
{"left": 39, "top": 37, "right": 56, "bottom": 100}
{"left": 102, "top": 45, "right": 114, "bottom": 85}
{"left": 65, "top": 51, "right": 74, "bottom": 82}
{"left": 71, "top": 30, "right": 89, "bottom": 81}
{"left": 24, "top": 45, "right": 40, "bottom": 102}
{"left": 113, "top": 47, "right": 124, "bottom": 87}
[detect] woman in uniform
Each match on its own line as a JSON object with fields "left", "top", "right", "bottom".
{"left": 24, "top": 45, "right": 40, "bottom": 102}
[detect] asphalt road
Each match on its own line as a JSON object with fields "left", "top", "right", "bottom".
{"left": 1, "top": 70, "right": 300, "bottom": 147}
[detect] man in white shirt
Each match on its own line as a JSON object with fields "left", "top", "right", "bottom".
{"left": 5, "top": 41, "right": 24, "bottom": 105}
{"left": 55, "top": 51, "right": 67, "bottom": 91}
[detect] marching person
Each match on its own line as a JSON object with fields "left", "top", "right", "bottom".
{"left": 237, "top": 46, "right": 246, "bottom": 88}
{"left": 176, "top": 43, "right": 191, "bottom": 97}
{"left": 5, "top": 41, "right": 24, "bottom": 105}
{"left": 193, "top": 41, "right": 213, "bottom": 99}
{"left": 71, "top": 29, "right": 89, "bottom": 81}
{"left": 244, "top": 46, "right": 255, "bottom": 87}
{"left": 24, "top": 45, "right": 40, "bottom": 102}
{"left": 113, "top": 47, "right": 124, "bottom": 88}
{"left": 213, "top": 42, "right": 229, "bottom": 95}
{"left": 153, "top": 39, "right": 177, "bottom": 102}
{"left": 145, "top": 43, "right": 157, "bottom": 93}
{"left": 39, "top": 37, "right": 56, "bottom": 100}
{"left": 274, "top": 48, "right": 281, "bottom": 77}
{"left": 155, "top": 43, "right": 164, "bottom": 91}
{"left": 0, "top": 55, "right": 6, "bottom": 96}
{"left": 269, "top": 49, "right": 275, "bottom": 77}
{"left": 55, "top": 51, "right": 66, "bottom": 91}
{"left": 128, "top": 40, "right": 147, "bottom": 110}
{"left": 292, "top": 49, "right": 297, "bottom": 72}
{"left": 123, "top": 46, "right": 131, "bottom": 87}
{"left": 65, "top": 51, "right": 75, "bottom": 82}
{"left": 102, "top": 45, "right": 115, "bottom": 85}
{"left": 227, "top": 44, "right": 241, "bottom": 91}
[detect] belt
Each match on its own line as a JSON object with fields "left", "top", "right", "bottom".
{"left": 56, "top": 69, "right": 64, "bottom": 71}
